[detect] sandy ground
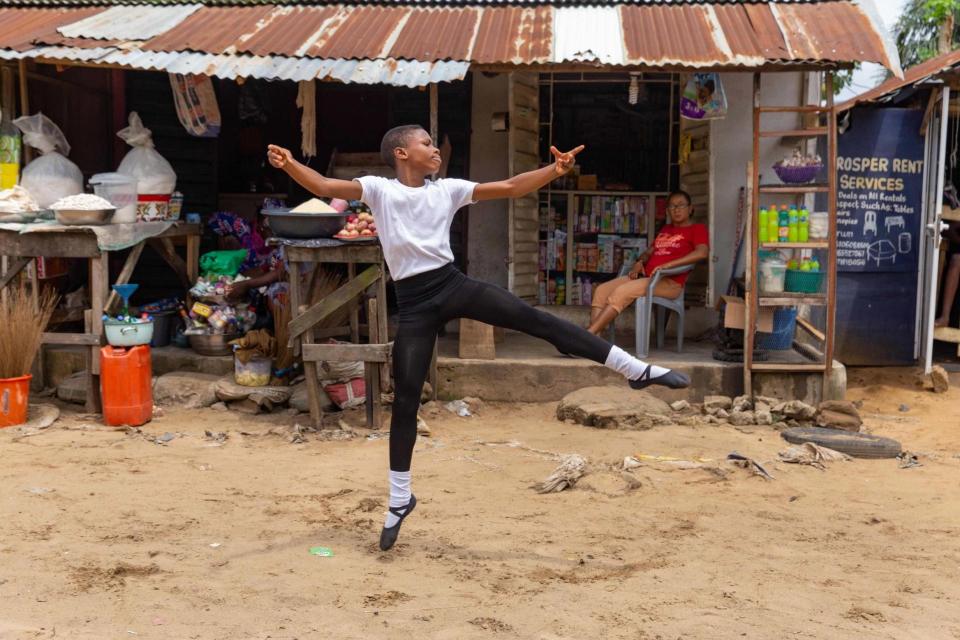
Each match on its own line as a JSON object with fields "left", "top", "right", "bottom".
{"left": 2, "top": 368, "right": 960, "bottom": 640}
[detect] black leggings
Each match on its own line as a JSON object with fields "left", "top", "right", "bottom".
{"left": 390, "top": 264, "right": 613, "bottom": 471}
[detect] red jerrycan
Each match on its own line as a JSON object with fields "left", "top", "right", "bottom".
{"left": 100, "top": 345, "right": 153, "bottom": 427}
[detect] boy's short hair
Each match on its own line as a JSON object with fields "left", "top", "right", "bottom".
{"left": 380, "top": 125, "right": 426, "bottom": 169}
{"left": 669, "top": 189, "right": 693, "bottom": 206}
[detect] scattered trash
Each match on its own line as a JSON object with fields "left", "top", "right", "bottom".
{"left": 445, "top": 399, "right": 472, "bottom": 417}
{"left": 204, "top": 430, "right": 228, "bottom": 443}
{"left": 535, "top": 454, "right": 587, "bottom": 493}
{"left": 209, "top": 543, "right": 222, "bottom": 548}
{"left": 899, "top": 404, "right": 910, "bottom": 413}
{"left": 727, "top": 452, "right": 774, "bottom": 480}
{"left": 309, "top": 546, "right": 334, "bottom": 557}
{"left": 156, "top": 432, "right": 176, "bottom": 444}
{"left": 625, "top": 453, "right": 715, "bottom": 471}
{"left": 897, "top": 451, "right": 922, "bottom": 469}
{"left": 778, "top": 442, "right": 850, "bottom": 469}
{"left": 366, "top": 432, "right": 388, "bottom": 441}
{"left": 25, "top": 486, "right": 53, "bottom": 494}
{"left": 670, "top": 400, "right": 691, "bottom": 412}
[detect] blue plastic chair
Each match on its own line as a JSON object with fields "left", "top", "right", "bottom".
{"left": 609, "top": 264, "right": 695, "bottom": 358}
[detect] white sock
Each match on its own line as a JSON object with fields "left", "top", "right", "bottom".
{"left": 384, "top": 470, "right": 412, "bottom": 528}
{"left": 604, "top": 345, "right": 671, "bottom": 381}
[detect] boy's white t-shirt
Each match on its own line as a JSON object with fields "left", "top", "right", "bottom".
{"left": 356, "top": 176, "right": 478, "bottom": 281}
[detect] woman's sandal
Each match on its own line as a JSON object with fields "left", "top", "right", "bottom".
{"left": 379, "top": 494, "right": 417, "bottom": 551}
{"left": 628, "top": 365, "right": 690, "bottom": 390}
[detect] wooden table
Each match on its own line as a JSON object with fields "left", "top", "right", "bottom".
{"left": 0, "top": 222, "right": 200, "bottom": 411}
{"left": 276, "top": 239, "right": 396, "bottom": 429}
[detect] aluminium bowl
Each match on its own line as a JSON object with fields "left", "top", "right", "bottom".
{"left": 262, "top": 208, "right": 348, "bottom": 239}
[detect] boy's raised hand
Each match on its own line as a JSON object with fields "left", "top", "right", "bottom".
{"left": 267, "top": 144, "right": 292, "bottom": 170}
{"left": 550, "top": 144, "right": 585, "bottom": 175}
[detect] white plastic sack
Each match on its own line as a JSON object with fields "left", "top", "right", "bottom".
{"left": 13, "top": 113, "right": 83, "bottom": 209}
{"left": 117, "top": 112, "right": 177, "bottom": 194}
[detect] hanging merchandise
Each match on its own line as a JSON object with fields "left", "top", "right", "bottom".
{"left": 680, "top": 73, "right": 728, "bottom": 120}
{"left": 13, "top": 113, "right": 83, "bottom": 209}
{"left": 168, "top": 73, "right": 221, "bottom": 138}
{"left": 117, "top": 112, "right": 177, "bottom": 195}
{"left": 0, "top": 108, "right": 21, "bottom": 190}
{"left": 296, "top": 80, "right": 317, "bottom": 159}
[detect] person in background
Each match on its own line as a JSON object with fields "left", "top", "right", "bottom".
{"left": 587, "top": 190, "right": 708, "bottom": 336}
{"left": 207, "top": 211, "right": 286, "bottom": 308}
{"left": 936, "top": 220, "right": 960, "bottom": 328}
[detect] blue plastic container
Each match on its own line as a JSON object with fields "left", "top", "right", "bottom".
{"left": 757, "top": 308, "right": 798, "bottom": 350}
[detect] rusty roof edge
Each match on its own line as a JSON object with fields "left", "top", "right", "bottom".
{"left": 853, "top": 0, "right": 902, "bottom": 77}
{"left": 836, "top": 49, "right": 960, "bottom": 112}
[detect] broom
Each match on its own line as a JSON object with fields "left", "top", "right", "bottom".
{"left": 0, "top": 284, "right": 58, "bottom": 379}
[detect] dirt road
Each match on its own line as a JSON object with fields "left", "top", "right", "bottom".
{"left": 2, "top": 369, "right": 959, "bottom": 639}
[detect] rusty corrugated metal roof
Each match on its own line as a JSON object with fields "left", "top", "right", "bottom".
{"left": 0, "top": 7, "right": 98, "bottom": 51}
{"left": 0, "top": 1, "right": 902, "bottom": 86}
{"left": 838, "top": 49, "right": 960, "bottom": 111}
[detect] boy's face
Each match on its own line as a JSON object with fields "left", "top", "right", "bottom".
{"left": 394, "top": 129, "right": 442, "bottom": 175}
{"left": 666, "top": 195, "right": 693, "bottom": 224}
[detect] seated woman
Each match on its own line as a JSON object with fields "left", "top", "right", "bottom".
{"left": 207, "top": 211, "right": 286, "bottom": 307}
{"left": 588, "top": 190, "right": 708, "bottom": 336}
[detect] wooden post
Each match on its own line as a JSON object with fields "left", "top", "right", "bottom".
{"left": 744, "top": 73, "right": 761, "bottom": 398}
{"left": 377, "top": 259, "right": 389, "bottom": 387}
{"left": 429, "top": 84, "right": 439, "bottom": 144}
{"left": 348, "top": 263, "right": 359, "bottom": 343}
{"left": 17, "top": 60, "right": 31, "bottom": 164}
{"left": 289, "top": 260, "right": 323, "bottom": 428}
{"left": 88, "top": 254, "right": 109, "bottom": 412}
{"left": 824, "top": 72, "right": 838, "bottom": 394}
{"left": 366, "top": 297, "right": 382, "bottom": 429}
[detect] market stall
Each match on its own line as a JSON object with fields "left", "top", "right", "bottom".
{"left": 0, "top": 221, "right": 199, "bottom": 410}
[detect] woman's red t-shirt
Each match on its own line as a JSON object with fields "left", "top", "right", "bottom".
{"left": 643, "top": 223, "right": 709, "bottom": 286}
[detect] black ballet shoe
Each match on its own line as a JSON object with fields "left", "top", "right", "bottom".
{"left": 628, "top": 365, "right": 690, "bottom": 390}
{"left": 379, "top": 494, "right": 417, "bottom": 551}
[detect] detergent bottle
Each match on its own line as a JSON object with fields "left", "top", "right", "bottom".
{"left": 758, "top": 207, "right": 769, "bottom": 243}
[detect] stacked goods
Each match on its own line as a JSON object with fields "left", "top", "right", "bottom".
{"left": 13, "top": 113, "right": 83, "bottom": 209}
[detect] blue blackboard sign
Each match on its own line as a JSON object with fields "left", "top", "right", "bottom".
{"left": 836, "top": 109, "right": 924, "bottom": 273}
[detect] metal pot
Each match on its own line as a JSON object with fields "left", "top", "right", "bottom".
{"left": 263, "top": 208, "right": 348, "bottom": 239}
{"left": 104, "top": 320, "right": 154, "bottom": 347}
{"left": 53, "top": 208, "right": 115, "bottom": 226}
{"left": 188, "top": 332, "right": 239, "bottom": 356}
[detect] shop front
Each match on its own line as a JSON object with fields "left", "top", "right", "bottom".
{"left": 0, "top": 0, "right": 902, "bottom": 407}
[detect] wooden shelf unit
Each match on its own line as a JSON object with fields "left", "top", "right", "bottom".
{"left": 537, "top": 189, "right": 664, "bottom": 306}
{"left": 744, "top": 74, "right": 837, "bottom": 397}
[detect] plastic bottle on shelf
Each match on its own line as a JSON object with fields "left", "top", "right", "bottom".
{"left": 788, "top": 206, "right": 799, "bottom": 243}
{"left": 798, "top": 208, "right": 810, "bottom": 242}
{"left": 767, "top": 206, "right": 779, "bottom": 243}
{"left": 758, "top": 207, "right": 769, "bottom": 243}
{"left": 778, "top": 206, "right": 790, "bottom": 242}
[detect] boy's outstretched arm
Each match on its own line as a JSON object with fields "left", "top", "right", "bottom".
{"left": 267, "top": 144, "right": 362, "bottom": 201}
{"left": 473, "top": 145, "right": 584, "bottom": 202}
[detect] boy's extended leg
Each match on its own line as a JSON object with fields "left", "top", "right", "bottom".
{"left": 444, "top": 278, "right": 688, "bottom": 389}
{"left": 380, "top": 314, "right": 438, "bottom": 550}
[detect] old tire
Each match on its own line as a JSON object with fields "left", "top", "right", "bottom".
{"left": 781, "top": 427, "right": 902, "bottom": 459}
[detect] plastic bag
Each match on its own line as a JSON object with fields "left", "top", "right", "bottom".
{"left": 200, "top": 249, "right": 248, "bottom": 277}
{"left": 680, "top": 73, "right": 728, "bottom": 120}
{"left": 13, "top": 113, "right": 83, "bottom": 209}
{"left": 117, "top": 112, "right": 177, "bottom": 194}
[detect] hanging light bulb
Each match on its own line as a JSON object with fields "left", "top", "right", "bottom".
{"left": 628, "top": 73, "right": 640, "bottom": 105}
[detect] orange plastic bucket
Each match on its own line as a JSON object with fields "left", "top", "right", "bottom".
{"left": 0, "top": 374, "right": 31, "bottom": 428}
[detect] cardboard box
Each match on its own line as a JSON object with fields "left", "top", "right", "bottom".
{"left": 721, "top": 296, "right": 774, "bottom": 333}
